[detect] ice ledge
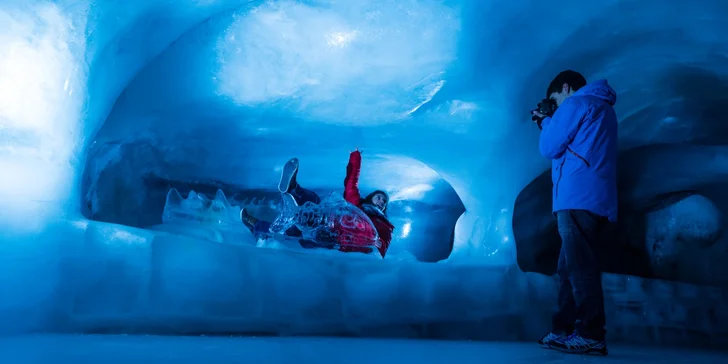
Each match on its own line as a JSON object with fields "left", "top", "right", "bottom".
{"left": 5, "top": 219, "right": 728, "bottom": 348}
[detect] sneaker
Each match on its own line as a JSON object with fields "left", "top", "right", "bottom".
{"left": 550, "top": 333, "right": 608, "bottom": 356}
{"left": 278, "top": 158, "right": 299, "bottom": 194}
{"left": 240, "top": 208, "right": 258, "bottom": 233}
{"left": 538, "top": 332, "right": 568, "bottom": 348}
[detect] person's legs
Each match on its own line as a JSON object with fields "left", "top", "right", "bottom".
{"left": 552, "top": 243, "right": 578, "bottom": 334}
{"left": 550, "top": 209, "right": 608, "bottom": 355}
{"left": 539, "top": 237, "right": 577, "bottom": 347}
{"left": 241, "top": 209, "right": 270, "bottom": 236}
{"left": 278, "top": 157, "right": 322, "bottom": 205}
{"left": 289, "top": 184, "right": 321, "bottom": 205}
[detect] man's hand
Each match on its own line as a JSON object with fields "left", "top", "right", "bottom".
{"left": 531, "top": 110, "right": 545, "bottom": 121}
{"left": 351, "top": 147, "right": 361, "bottom": 154}
{"left": 531, "top": 110, "right": 546, "bottom": 130}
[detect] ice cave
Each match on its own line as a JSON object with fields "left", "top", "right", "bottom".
{"left": 1, "top": 0, "right": 728, "bottom": 362}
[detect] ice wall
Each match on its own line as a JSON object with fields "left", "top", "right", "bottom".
{"left": 0, "top": 0, "right": 249, "bottom": 334}
{"left": 32, "top": 219, "right": 728, "bottom": 348}
{"left": 2, "top": 0, "right": 728, "bottom": 342}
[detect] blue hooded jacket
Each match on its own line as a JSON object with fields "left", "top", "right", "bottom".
{"left": 539, "top": 79, "right": 618, "bottom": 222}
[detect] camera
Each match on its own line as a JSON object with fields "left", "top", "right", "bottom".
{"left": 532, "top": 98, "right": 556, "bottom": 118}
{"left": 531, "top": 98, "right": 557, "bottom": 129}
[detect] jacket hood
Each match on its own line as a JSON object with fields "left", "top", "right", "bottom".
{"left": 575, "top": 79, "right": 617, "bottom": 106}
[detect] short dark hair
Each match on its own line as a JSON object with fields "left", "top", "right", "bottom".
{"left": 547, "top": 70, "right": 587, "bottom": 98}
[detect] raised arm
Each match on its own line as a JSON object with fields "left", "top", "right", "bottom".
{"left": 343, "top": 150, "right": 362, "bottom": 206}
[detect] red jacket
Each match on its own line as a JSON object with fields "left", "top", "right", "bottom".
{"left": 334, "top": 151, "right": 395, "bottom": 257}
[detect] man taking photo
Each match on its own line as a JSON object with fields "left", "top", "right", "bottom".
{"left": 532, "top": 70, "right": 618, "bottom": 356}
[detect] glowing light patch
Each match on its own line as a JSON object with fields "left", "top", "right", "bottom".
{"left": 70, "top": 220, "right": 90, "bottom": 230}
{"left": 370, "top": 154, "right": 440, "bottom": 186}
{"left": 400, "top": 221, "right": 412, "bottom": 238}
{"left": 326, "top": 30, "right": 358, "bottom": 48}
{"left": 0, "top": 4, "right": 77, "bottom": 133}
{"left": 0, "top": 157, "right": 63, "bottom": 201}
{"left": 0, "top": 3, "right": 83, "bottom": 227}
{"left": 405, "top": 78, "right": 445, "bottom": 115}
{"left": 662, "top": 116, "right": 678, "bottom": 124}
{"left": 215, "top": 0, "right": 459, "bottom": 124}
{"left": 449, "top": 100, "right": 478, "bottom": 116}
{"left": 111, "top": 230, "right": 148, "bottom": 245}
{"left": 0, "top": 156, "right": 73, "bottom": 230}
{"left": 390, "top": 184, "right": 434, "bottom": 201}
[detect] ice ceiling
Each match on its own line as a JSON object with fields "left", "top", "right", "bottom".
{"left": 3, "top": 0, "right": 728, "bottom": 262}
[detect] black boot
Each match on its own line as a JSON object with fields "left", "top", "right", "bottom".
{"left": 278, "top": 158, "right": 299, "bottom": 193}
{"left": 240, "top": 208, "right": 258, "bottom": 233}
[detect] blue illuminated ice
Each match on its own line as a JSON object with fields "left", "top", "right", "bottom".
{"left": 162, "top": 188, "right": 241, "bottom": 226}
{"left": 2, "top": 0, "right": 728, "bottom": 359}
{"left": 644, "top": 193, "right": 723, "bottom": 272}
{"left": 158, "top": 187, "right": 386, "bottom": 255}
{"left": 214, "top": 0, "right": 458, "bottom": 124}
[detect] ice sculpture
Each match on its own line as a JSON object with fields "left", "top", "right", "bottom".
{"left": 162, "top": 188, "right": 241, "bottom": 225}
{"left": 269, "top": 192, "right": 380, "bottom": 252}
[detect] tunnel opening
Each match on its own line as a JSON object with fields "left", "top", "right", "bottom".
{"left": 80, "top": 137, "right": 466, "bottom": 262}
{"left": 75, "top": 0, "right": 466, "bottom": 262}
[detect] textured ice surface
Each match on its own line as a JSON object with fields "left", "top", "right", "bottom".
{"left": 645, "top": 194, "right": 723, "bottom": 267}
{"left": 155, "top": 188, "right": 247, "bottom": 245}
{"left": 163, "top": 188, "right": 242, "bottom": 226}
{"left": 1, "top": 219, "right": 717, "bottom": 349}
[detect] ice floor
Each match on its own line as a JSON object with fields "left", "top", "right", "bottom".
{"left": 1, "top": 334, "right": 726, "bottom": 364}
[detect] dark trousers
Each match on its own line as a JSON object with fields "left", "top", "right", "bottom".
{"left": 289, "top": 183, "right": 321, "bottom": 206}
{"left": 552, "top": 209, "right": 608, "bottom": 341}
{"left": 253, "top": 184, "right": 321, "bottom": 238}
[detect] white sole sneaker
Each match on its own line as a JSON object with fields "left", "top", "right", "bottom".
{"left": 278, "top": 158, "right": 299, "bottom": 193}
